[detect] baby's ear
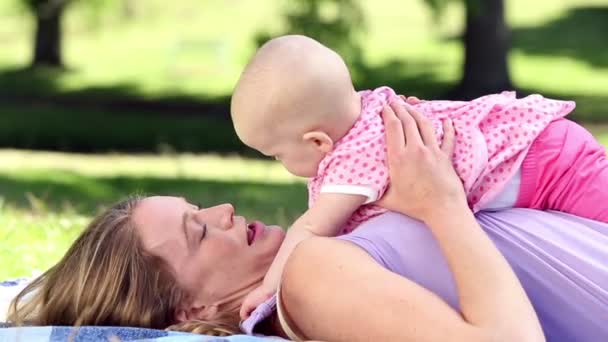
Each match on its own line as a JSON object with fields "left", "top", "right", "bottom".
{"left": 303, "top": 131, "right": 333, "bottom": 153}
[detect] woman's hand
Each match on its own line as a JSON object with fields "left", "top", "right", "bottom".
{"left": 377, "top": 101, "right": 468, "bottom": 223}
{"left": 398, "top": 94, "right": 424, "bottom": 105}
{"left": 377, "top": 101, "right": 544, "bottom": 341}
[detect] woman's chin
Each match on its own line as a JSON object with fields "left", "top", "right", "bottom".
{"left": 264, "top": 225, "right": 286, "bottom": 250}
{"left": 268, "top": 225, "right": 286, "bottom": 240}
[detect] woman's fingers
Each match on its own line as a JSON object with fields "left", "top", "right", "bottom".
{"left": 389, "top": 101, "right": 422, "bottom": 147}
{"left": 382, "top": 104, "right": 407, "bottom": 159}
{"left": 406, "top": 96, "right": 421, "bottom": 104}
{"left": 402, "top": 104, "right": 438, "bottom": 149}
{"left": 441, "top": 118, "right": 456, "bottom": 159}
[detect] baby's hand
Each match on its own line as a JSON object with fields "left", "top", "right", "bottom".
{"left": 239, "top": 284, "right": 274, "bottom": 320}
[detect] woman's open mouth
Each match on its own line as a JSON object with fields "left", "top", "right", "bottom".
{"left": 247, "top": 221, "right": 264, "bottom": 245}
{"left": 247, "top": 224, "right": 255, "bottom": 245}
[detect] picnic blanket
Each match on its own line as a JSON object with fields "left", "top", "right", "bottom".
{"left": 1, "top": 279, "right": 285, "bottom": 342}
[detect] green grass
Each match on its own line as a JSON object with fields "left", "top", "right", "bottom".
{"left": 1, "top": 124, "right": 607, "bottom": 280}
{"left": 0, "top": 104, "right": 247, "bottom": 154}
{"left": 1, "top": 0, "right": 608, "bottom": 280}
{"left": 0, "top": 0, "right": 607, "bottom": 154}
{"left": 0, "top": 149, "right": 307, "bottom": 280}
{"left": 1, "top": 0, "right": 607, "bottom": 116}
{"left": 0, "top": 209, "right": 88, "bottom": 280}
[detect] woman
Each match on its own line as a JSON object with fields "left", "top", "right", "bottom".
{"left": 8, "top": 103, "right": 608, "bottom": 341}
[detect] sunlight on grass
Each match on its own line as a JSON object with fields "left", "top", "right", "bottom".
{"left": 0, "top": 150, "right": 308, "bottom": 279}
{"left": 0, "top": 149, "right": 301, "bottom": 184}
{"left": 511, "top": 54, "right": 608, "bottom": 97}
{"left": 1, "top": 0, "right": 607, "bottom": 100}
{"left": 1, "top": 129, "right": 607, "bottom": 280}
{"left": 0, "top": 206, "right": 86, "bottom": 279}
{"left": 1, "top": 0, "right": 607, "bottom": 280}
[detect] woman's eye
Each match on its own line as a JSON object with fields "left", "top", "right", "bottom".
{"left": 199, "top": 223, "right": 207, "bottom": 242}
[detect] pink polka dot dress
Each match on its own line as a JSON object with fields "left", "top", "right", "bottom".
{"left": 308, "top": 86, "right": 580, "bottom": 234}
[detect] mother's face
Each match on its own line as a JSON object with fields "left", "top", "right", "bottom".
{"left": 132, "top": 196, "right": 285, "bottom": 309}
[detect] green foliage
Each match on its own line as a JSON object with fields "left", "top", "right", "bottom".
{"left": 423, "top": 0, "right": 483, "bottom": 20}
{"left": 21, "top": 0, "right": 71, "bottom": 13}
{"left": 256, "top": 0, "right": 367, "bottom": 75}
{"left": 1, "top": 0, "right": 607, "bottom": 128}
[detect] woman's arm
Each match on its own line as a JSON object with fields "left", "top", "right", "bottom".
{"left": 281, "top": 236, "right": 489, "bottom": 341}
{"left": 379, "top": 103, "right": 543, "bottom": 341}
{"left": 279, "top": 102, "right": 544, "bottom": 341}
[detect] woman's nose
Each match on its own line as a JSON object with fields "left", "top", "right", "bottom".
{"left": 218, "top": 203, "right": 234, "bottom": 228}
{"left": 196, "top": 203, "right": 234, "bottom": 229}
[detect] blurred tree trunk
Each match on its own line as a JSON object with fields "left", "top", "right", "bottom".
{"left": 448, "top": 0, "right": 513, "bottom": 99}
{"left": 30, "top": 0, "right": 68, "bottom": 68}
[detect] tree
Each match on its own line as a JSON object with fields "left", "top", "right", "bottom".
{"left": 23, "top": 0, "right": 71, "bottom": 68}
{"left": 429, "top": 0, "right": 513, "bottom": 99}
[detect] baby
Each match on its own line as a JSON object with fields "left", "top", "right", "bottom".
{"left": 231, "top": 35, "right": 608, "bottom": 318}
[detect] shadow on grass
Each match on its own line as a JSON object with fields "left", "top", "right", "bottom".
{"left": 0, "top": 58, "right": 456, "bottom": 153}
{"left": 356, "top": 58, "right": 454, "bottom": 99}
{"left": 512, "top": 6, "right": 608, "bottom": 68}
{"left": 0, "top": 67, "right": 232, "bottom": 117}
{"left": 0, "top": 103, "right": 261, "bottom": 154}
{"left": 0, "top": 172, "right": 308, "bottom": 226}
{"left": 437, "top": 6, "right": 608, "bottom": 68}
{"left": 0, "top": 57, "right": 453, "bottom": 111}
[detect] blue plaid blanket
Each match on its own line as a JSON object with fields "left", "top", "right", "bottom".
{"left": 1, "top": 279, "right": 284, "bottom": 342}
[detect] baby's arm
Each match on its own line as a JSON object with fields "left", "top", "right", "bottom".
{"left": 265, "top": 192, "right": 367, "bottom": 289}
{"left": 240, "top": 193, "right": 366, "bottom": 318}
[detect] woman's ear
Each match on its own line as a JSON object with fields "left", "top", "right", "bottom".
{"left": 174, "top": 302, "right": 219, "bottom": 323}
{"left": 302, "top": 131, "right": 334, "bottom": 153}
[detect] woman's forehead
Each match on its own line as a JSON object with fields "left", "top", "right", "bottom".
{"left": 133, "top": 196, "right": 189, "bottom": 252}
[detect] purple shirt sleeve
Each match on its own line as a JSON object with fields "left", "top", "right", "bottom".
{"left": 240, "top": 295, "right": 277, "bottom": 335}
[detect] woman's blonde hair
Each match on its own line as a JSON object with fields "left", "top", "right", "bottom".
{"left": 7, "top": 195, "right": 240, "bottom": 336}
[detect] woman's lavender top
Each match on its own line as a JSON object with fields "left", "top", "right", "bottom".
{"left": 242, "top": 209, "right": 608, "bottom": 341}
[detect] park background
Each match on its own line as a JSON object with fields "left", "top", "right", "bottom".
{"left": 0, "top": 0, "right": 607, "bottom": 280}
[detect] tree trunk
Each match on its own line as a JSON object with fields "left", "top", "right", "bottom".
{"left": 448, "top": 0, "right": 513, "bottom": 99}
{"left": 31, "top": 1, "right": 66, "bottom": 68}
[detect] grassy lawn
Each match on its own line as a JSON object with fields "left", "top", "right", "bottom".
{"left": 0, "top": 0, "right": 607, "bottom": 119}
{"left": 0, "top": 150, "right": 307, "bottom": 280}
{"left": 1, "top": 124, "right": 607, "bottom": 280}
{"left": 0, "top": 0, "right": 607, "bottom": 281}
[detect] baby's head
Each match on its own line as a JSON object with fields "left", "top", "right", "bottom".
{"left": 231, "top": 35, "right": 360, "bottom": 177}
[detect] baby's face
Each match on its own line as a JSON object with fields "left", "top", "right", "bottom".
{"left": 250, "top": 128, "right": 324, "bottom": 178}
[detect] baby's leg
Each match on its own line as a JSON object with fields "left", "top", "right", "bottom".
{"left": 516, "top": 118, "right": 608, "bottom": 223}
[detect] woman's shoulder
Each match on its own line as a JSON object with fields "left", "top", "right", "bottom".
{"left": 281, "top": 236, "right": 381, "bottom": 301}
{"left": 282, "top": 212, "right": 432, "bottom": 287}
{"left": 278, "top": 236, "right": 388, "bottom": 338}
{"left": 283, "top": 237, "right": 371, "bottom": 281}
